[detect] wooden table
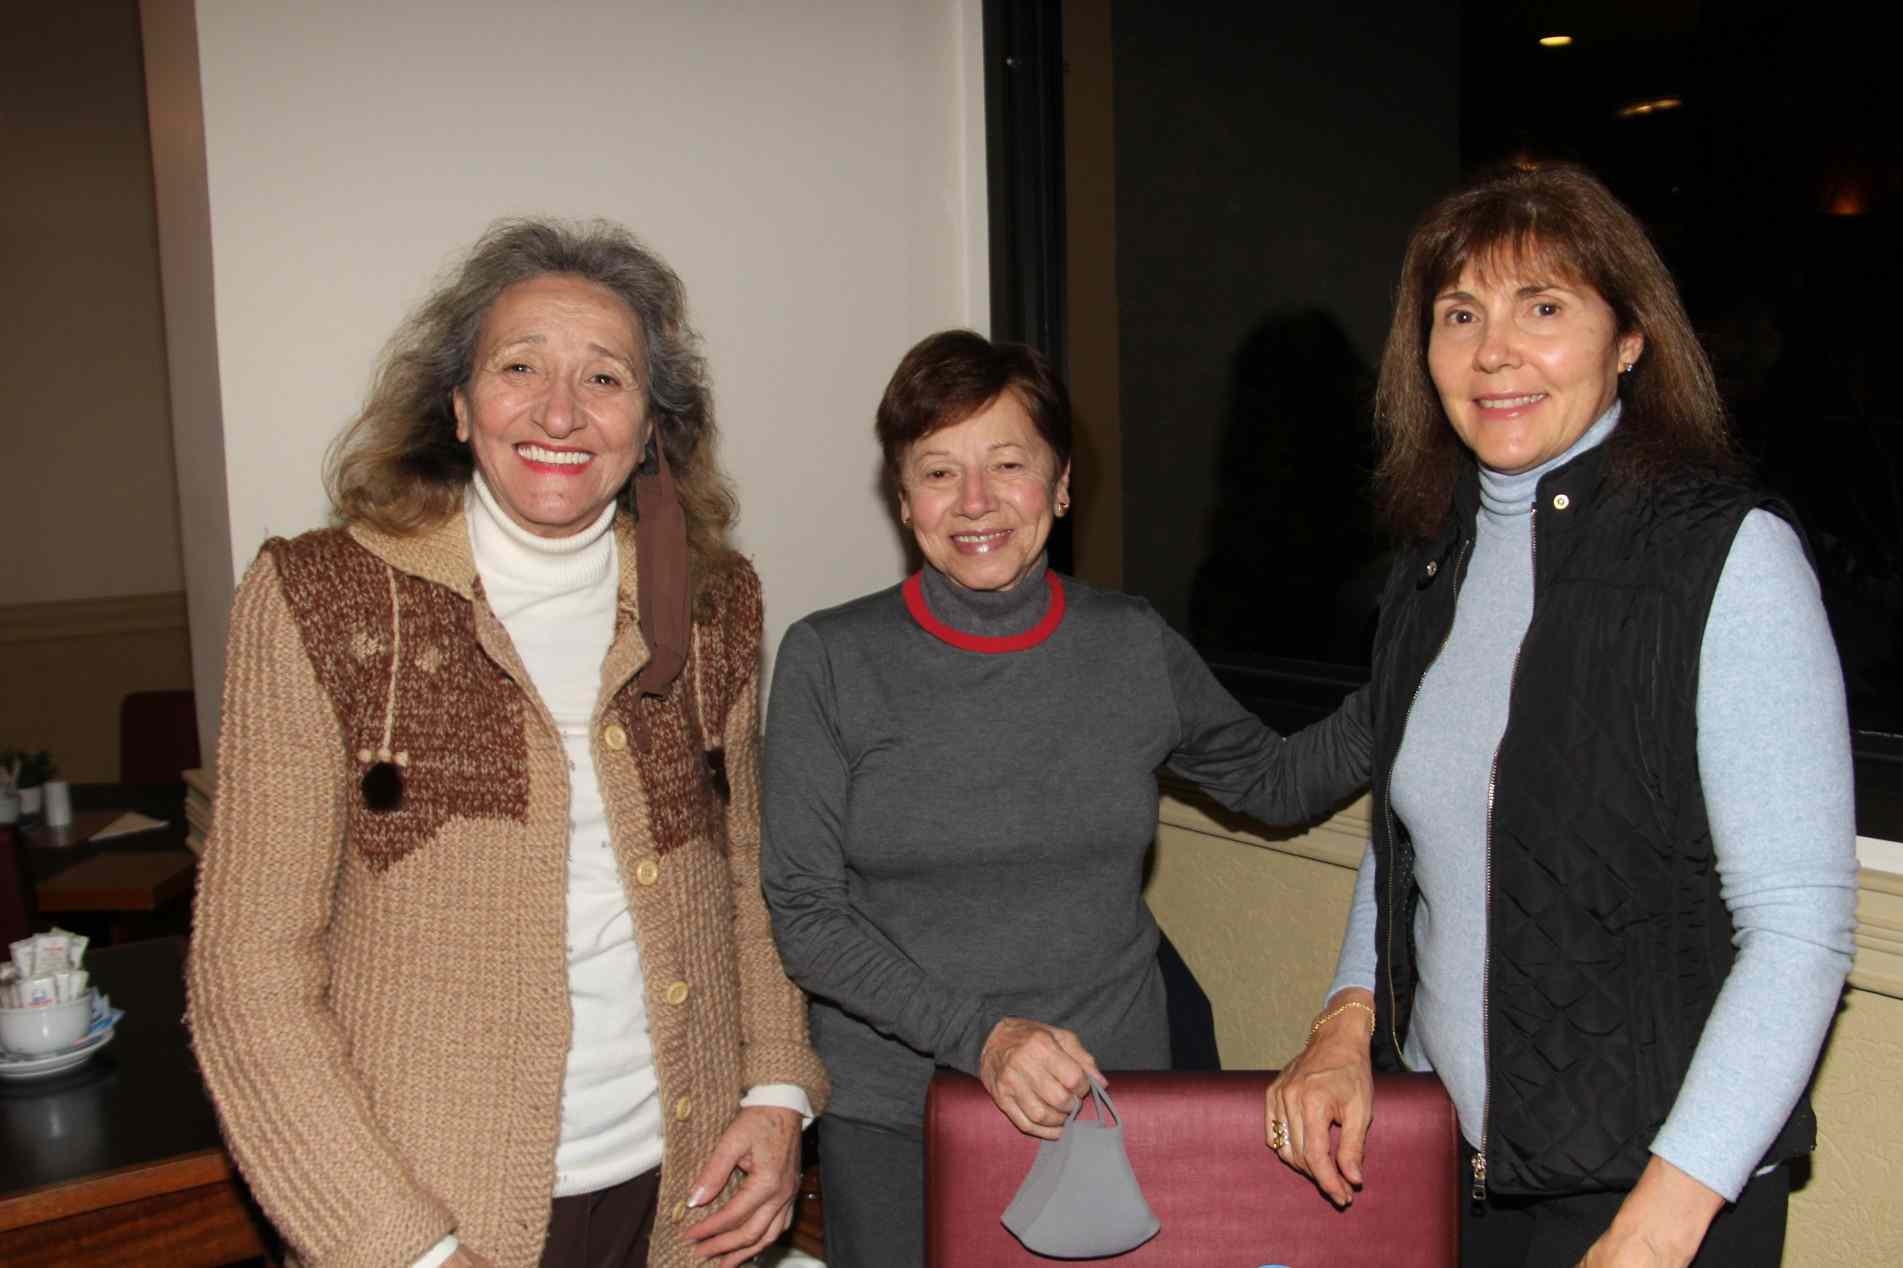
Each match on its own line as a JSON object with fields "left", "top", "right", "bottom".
{"left": 18, "top": 792, "right": 189, "bottom": 888}
{"left": 36, "top": 851, "right": 198, "bottom": 943}
{"left": 17, "top": 790, "right": 197, "bottom": 945}
{"left": 0, "top": 937, "right": 272, "bottom": 1266}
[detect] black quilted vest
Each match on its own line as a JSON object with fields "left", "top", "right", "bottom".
{"left": 1366, "top": 443, "right": 1816, "bottom": 1196}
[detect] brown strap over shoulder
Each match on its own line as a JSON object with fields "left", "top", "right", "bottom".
{"left": 633, "top": 435, "right": 689, "bottom": 696}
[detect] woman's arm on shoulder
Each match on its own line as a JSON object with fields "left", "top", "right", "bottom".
{"left": 1158, "top": 617, "right": 1374, "bottom": 824}
{"left": 190, "top": 551, "right": 455, "bottom": 1266}
{"left": 760, "top": 619, "right": 1006, "bottom": 1075}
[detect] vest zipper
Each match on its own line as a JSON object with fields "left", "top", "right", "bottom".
{"left": 1473, "top": 501, "right": 1540, "bottom": 1207}
{"left": 1384, "top": 535, "right": 1474, "bottom": 1069}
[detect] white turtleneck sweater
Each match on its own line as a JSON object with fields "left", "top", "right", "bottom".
{"left": 416, "top": 474, "right": 805, "bottom": 1268}
{"left": 469, "top": 472, "right": 666, "bottom": 1203}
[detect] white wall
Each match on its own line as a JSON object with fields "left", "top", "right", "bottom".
{"left": 144, "top": 0, "right": 232, "bottom": 760}
{"left": 144, "top": 0, "right": 989, "bottom": 745}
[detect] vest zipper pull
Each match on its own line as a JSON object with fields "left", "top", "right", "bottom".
{"left": 1470, "top": 1149, "right": 1489, "bottom": 1206}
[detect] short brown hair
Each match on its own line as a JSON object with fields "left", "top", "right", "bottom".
{"left": 875, "top": 330, "right": 1072, "bottom": 491}
{"left": 325, "top": 218, "right": 739, "bottom": 593}
{"left": 1374, "top": 163, "right": 1739, "bottom": 540}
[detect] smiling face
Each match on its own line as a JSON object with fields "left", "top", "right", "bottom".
{"left": 452, "top": 274, "right": 649, "bottom": 538}
{"left": 1427, "top": 255, "right": 1644, "bottom": 474}
{"left": 898, "top": 391, "right": 1070, "bottom": 593}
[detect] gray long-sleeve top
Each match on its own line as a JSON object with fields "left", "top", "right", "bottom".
{"left": 1327, "top": 406, "right": 1859, "bottom": 1200}
{"left": 763, "top": 559, "right": 1368, "bottom": 1130}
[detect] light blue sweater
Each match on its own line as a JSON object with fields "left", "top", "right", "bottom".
{"left": 1327, "top": 405, "right": 1859, "bottom": 1200}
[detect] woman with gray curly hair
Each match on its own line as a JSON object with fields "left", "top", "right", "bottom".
{"left": 189, "top": 219, "right": 827, "bottom": 1268}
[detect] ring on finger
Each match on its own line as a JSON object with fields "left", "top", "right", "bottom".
{"left": 1269, "top": 1118, "right": 1290, "bottom": 1151}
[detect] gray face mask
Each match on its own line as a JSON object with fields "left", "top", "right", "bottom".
{"left": 1001, "top": 1077, "right": 1161, "bottom": 1258}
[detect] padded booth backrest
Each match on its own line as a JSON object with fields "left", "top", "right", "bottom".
{"left": 925, "top": 1069, "right": 1459, "bottom": 1267}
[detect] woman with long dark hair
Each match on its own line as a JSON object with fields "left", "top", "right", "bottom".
{"left": 1266, "top": 165, "right": 1857, "bottom": 1266}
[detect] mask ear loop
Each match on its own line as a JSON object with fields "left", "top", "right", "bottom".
{"left": 359, "top": 565, "right": 409, "bottom": 812}
{"left": 1076, "top": 1077, "right": 1119, "bottom": 1127}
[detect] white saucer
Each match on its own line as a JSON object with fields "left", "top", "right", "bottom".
{"left": 0, "top": 1027, "right": 116, "bottom": 1081}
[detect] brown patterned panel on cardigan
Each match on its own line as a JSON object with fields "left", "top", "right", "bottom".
{"left": 266, "top": 531, "right": 530, "bottom": 871}
{"left": 610, "top": 561, "right": 760, "bottom": 858}
{"left": 613, "top": 670, "right": 719, "bottom": 858}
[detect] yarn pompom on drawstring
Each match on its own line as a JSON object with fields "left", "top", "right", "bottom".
{"left": 361, "top": 761, "right": 405, "bottom": 813}
{"left": 704, "top": 748, "right": 730, "bottom": 802}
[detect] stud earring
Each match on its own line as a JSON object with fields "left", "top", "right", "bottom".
{"left": 1620, "top": 362, "right": 1636, "bottom": 375}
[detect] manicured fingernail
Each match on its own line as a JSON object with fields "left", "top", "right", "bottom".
{"left": 687, "top": 1186, "right": 708, "bottom": 1207}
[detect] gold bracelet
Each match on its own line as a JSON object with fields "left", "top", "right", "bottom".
{"left": 1310, "top": 999, "right": 1376, "bottom": 1042}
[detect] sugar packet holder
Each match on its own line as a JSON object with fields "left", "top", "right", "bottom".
{"left": 9, "top": 928, "right": 90, "bottom": 978}
{"left": 3, "top": 931, "right": 91, "bottom": 1007}
{"left": 1, "top": 969, "right": 89, "bottom": 1009}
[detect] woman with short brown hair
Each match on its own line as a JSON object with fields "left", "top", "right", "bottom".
{"left": 761, "top": 328, "right": 1369, "bottom": 1266}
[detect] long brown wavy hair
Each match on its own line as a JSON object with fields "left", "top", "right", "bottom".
{"left": 326, "top": 219, "right": 740, "bottom": 599}
{"left": 1374, "top": 164, "right": 1740, "bottom": 541}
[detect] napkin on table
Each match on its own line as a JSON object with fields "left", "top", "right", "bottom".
{"left": 89, "top": 812, "right": 169, "bottom": 841}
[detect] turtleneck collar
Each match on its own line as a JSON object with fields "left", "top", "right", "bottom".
{"left": 466, "top": 469, "right": 617, "bottom": 604}
{"left": 906, "top": 555, "right": 1065, "bottom": 652}
{"left": 1478, "top": 400, "right": 1622, "bottom": 520}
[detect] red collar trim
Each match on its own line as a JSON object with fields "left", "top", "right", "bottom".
{"left": 902, "top": 570, "right": 1066, "bottom": 653}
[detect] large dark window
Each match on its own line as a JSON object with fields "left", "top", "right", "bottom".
{"left": 1110, "top": 1, "right": 1458, "bottom": 711}
{"left": 1055, "top": 2, "right": 1901, "bottom": 833}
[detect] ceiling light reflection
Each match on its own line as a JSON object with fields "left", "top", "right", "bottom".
{"left": 1616, "top": 97, "right": 1684, "bottom": 118}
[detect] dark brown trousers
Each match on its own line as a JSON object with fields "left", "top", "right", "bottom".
{"left": 539, "top": 1167, "right": 662, "bottom": 1268}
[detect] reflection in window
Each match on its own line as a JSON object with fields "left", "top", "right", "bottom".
{"left": 1099, "top": 1, "right": 1900, "bottom": 747}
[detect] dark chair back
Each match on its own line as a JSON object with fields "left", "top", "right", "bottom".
{"left": 119, "top": 690, "right": 202, "bottom": 786}
{"left": 926, "top": 1069, "right": 1459, "bottom": 1267}
{"left": 0, "top": 828, "right": 30, "bottom": 946}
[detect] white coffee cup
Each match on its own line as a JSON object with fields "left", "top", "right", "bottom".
{"left": 42, "top": 780, "right": 73, "bottom": 829}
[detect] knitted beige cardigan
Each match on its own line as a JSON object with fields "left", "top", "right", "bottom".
{"left": 188, "top": 510, "right": 828, "bottom": 1268}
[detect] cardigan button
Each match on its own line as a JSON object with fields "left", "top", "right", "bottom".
{"left": 665, "top": 980, "right": 691, "bottom": 1006}
{"left": 671, "top": 1199, "right": 689, "bottom": 1224}
{"left": 635, "top": 857, "right": 660, "bottom": 886}
{"left": 675, "top": 1095, "right": 693, "bottom": 1121}
{"left": 602, "top": 723, "right": 629, "bottom": 751}
{"left": 1552, "top": 493, "right": 1571, "bottom": 511}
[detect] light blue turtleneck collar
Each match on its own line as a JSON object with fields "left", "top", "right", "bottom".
{"left": 1477, "top": 400, "right": 1622, "bottom": 520}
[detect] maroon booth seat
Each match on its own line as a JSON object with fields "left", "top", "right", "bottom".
{"left": 926, "top": 1070, "right": 1458, "bottom": 1266}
